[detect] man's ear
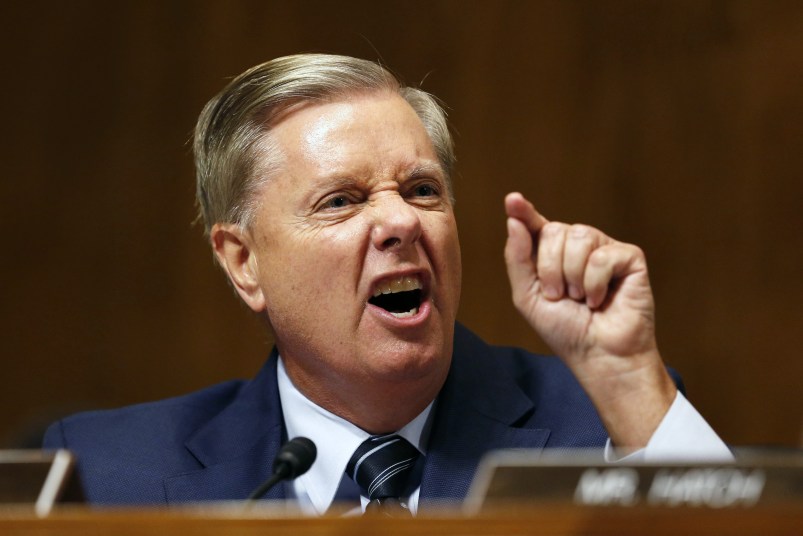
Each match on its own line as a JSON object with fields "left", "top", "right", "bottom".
{"left": 210, "top": 223, "right": 266, "bottom": 312}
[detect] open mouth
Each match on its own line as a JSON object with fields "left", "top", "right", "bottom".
{"left": 368, "top": 275, "right": 424, "bottom": 318}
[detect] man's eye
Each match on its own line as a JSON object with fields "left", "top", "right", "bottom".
{"left": 323, "top": 196, "right": 350, "bottom": 209}
{"left": 414, "top": 184, "right": 438, "bottom": 197}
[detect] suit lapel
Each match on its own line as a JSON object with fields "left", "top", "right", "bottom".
{"left": 161, "top": 326, "right": 549, "bottom": 506}
{"left": 419, "top": 325, "right": 550, "bottom": 507}
{"left": 164, "top": 352, "right": 287, "bottom": 503}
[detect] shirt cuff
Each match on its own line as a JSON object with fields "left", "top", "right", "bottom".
{"left": 604, "top": 391, "right": 734, "bottom": 463}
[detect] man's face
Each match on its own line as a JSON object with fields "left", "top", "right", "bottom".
{"left": 242, "top": 92, "right": 461, "bottom": 414}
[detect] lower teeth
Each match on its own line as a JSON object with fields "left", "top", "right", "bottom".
{"left": 390, "top": 307, "right": 418, "bottom": 318}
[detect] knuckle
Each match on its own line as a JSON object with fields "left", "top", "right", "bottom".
{"left": 569, "top": 223, "right": 593, "bottom": 238}
{"left": 541, "top": 222, "right": 564, "bottom": 236}
{"left": 629, "top": 244, "right": 645, "bottom": 258}
{"left": 589, "top": 247, "right": 609, "bottom": 264}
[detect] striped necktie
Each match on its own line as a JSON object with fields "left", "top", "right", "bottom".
{"left": 345, "top": 434, "right": 419, "bottom": 515}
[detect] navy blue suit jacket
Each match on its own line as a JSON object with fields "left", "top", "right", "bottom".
{"left": 44, "top": 324, "right": 664, "bottom": 507}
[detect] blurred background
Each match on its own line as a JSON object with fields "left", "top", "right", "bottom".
{"left": 1, "top": 0, "right": 801, "bottom": 450}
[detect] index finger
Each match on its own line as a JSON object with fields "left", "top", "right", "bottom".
{"left": 505, "top": 192, "right": 550, "bottom": 232}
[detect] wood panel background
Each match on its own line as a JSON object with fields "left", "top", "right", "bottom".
{"left": 1, "top": 0, "right": 801, "bottom": 449}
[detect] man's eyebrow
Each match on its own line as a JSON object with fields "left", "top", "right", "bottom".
{"left": 305, "top": 170, "right": 362, "bottom": 191}
{"left": 408, "top": 162, "right": 445, "bottom": 179}
{"left": 315, "top": 174, "right": 356, "bottom": 188}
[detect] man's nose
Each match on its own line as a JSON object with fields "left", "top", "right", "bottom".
{"left": 370, "top": 195, "right": 422, "bottom": 251}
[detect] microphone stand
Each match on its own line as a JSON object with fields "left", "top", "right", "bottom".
{"left": 245, "top": 437, "right": 317, "bottom": 505}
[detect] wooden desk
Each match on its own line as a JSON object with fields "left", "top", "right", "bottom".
{"left": 1, "top": 503, "right": 801, "bottom": 535}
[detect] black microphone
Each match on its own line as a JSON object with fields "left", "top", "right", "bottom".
{"left": 247, "top": 437, "right": 317, "bottom": 501}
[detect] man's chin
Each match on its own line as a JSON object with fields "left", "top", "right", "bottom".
{"left": 358, "top": 336, "right": 452, "bottom": 382}
{"left": 356, "top": 306, "right": 455, "bottom": 380}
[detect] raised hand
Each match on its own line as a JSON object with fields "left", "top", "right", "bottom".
{"left": 503, "top": 192, "right": 676, "bottom": 448}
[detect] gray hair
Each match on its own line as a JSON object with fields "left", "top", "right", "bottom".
{"left": 193, "top": 53, "right": 455, "bottom": 235}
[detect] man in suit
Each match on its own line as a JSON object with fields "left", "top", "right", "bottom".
{"left": 44, "top": 53, "right": 730, "bottom": 513}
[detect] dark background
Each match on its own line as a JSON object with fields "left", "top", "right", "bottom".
{"left": 2, "top": 0, "right": 801, "bottom": 449}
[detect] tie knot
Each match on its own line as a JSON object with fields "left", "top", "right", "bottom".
{"left": 345, "top": 434, "right": 419, "bottom": 501}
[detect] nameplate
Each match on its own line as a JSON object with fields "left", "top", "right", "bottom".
{"left": 0, "top": 450, "right": 83, "bottom": 516}
{"left": 464, "top": 449, "right": 803, "bottom": 512}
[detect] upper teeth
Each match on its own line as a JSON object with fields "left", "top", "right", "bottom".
{"left": 372, "top": 275, "right": 422, "bottom": 297}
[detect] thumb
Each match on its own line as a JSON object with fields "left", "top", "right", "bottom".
{"left": 504, "top": 216, "right": 538, "bottom": 297}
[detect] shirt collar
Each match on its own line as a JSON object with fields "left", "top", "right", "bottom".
{"left": 277, "top": 356, "right": 433, "bottom": 515}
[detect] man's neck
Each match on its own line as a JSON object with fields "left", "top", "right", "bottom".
{"left": 280, "top": 355, "right": 448, "bottom": 433}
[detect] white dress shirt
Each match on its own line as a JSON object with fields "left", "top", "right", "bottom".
{"left": 277, "top": 356, "right": 731, "bottom": 515}
{"left": 277, "top": 358, "right": 432, "bottom": 515}
{"left": 606, "top": 392, "right": 733, "bottom": 463}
